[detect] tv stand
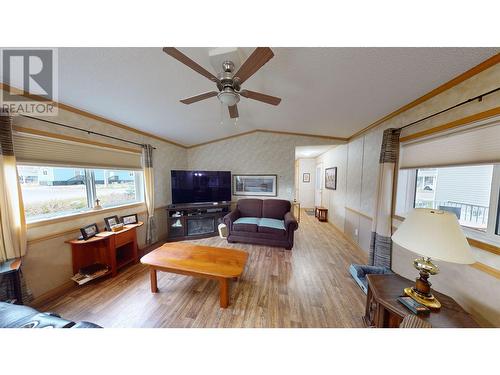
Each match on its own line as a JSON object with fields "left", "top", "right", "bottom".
{"left": 166, "top": 202, "right": 232, "bottom": 241}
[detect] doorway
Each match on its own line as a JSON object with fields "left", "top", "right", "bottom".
{"left": 315, "top": 163, "right": 323, "bottom": 207}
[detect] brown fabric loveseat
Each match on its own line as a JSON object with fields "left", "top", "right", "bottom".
{"left": 223, "top": 199, "right": 299, "bottom": 250}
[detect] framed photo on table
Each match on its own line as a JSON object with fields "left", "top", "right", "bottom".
{"left": 104, "top": 215, "right": 120, "bottom": 231}
{"left": 325, "top": 167, "right": 337, "bottom": 190}
{"left": 80, "top": 223, "right": 99, "bottom": 240}
{"left": 121, "top": 213, "right": 138, "bottom": 225}
{"left": 233, "top": 174, "right": 277, "bottom": 197}
{"left": 303, "top": 173, "right": 310, "bottom": 183}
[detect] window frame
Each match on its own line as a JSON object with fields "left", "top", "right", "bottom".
{"left": 395, "top": 164, "right": 500, "bottom": 247}
{"left": 18, "top": 163, "right": 145, "bottom": 225}
{"left": 89, "top": 168, "right": 144, "bottom": 209}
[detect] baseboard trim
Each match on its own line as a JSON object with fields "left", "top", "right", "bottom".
{"left": 138, "top": 237, "right": 167, "bottom": 257}
{"left": 29, "top": 239, "right": 167, "bottom": 308}
{"left": 29, "top": 280, "right": 77, "bottom": 309}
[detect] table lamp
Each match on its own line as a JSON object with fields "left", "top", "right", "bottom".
{"left": 391, "top": 208, "right": 475, "bottom": 310}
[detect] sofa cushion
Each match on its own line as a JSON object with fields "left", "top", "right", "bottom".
{"left": 233, "top": 217, "right": 260, "bottom": 232}
{"left": 258, "top": 218, "right": 286, "bottom": 236}
{"left": 262, "top": 199, "right": 291, "bottom": 220}
{"left": 237, "top": 199, "right": 263, "bottom": 218}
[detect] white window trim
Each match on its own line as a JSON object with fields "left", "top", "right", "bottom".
{"left": 395, "top": 164, "right": 500, "bottom": 247}
{"left": 18, "top": 164, "right": 145, "bottom": 224}
{"left": 26, "top": 201, "right": 146, "bottom": 228}
{"left": 468, "top": 164, "right": 500, "bottom": 246}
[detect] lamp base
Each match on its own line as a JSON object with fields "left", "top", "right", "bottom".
{"left": 404, "top": 287, "right": 441, "bottom": 310}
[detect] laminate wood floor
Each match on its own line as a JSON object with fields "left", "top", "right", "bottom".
{"left": 39, "top": 210, "right": 368, "bottom": 327}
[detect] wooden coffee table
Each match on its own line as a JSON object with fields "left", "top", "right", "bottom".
{"left": 140, "top": 242, "right": 248, "bottom": 308}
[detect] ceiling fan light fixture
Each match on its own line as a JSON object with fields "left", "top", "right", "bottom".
{"left": 217, "top": 88, "right": 240, "bottom": 107}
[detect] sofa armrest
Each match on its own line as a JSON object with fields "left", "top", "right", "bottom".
{"left": 284, "top": 212, "right": 298, "bottom": 232}
{"left": 71, "top": 321, "right": 102, "bottom": 328}
{"left": 223, "top": 209, "right": 241, "bottom": 230}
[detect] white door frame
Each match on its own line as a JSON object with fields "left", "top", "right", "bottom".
{"left": 315, "top": 163, "right": 323, "bottom": 207}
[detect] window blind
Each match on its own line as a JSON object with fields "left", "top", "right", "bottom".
{"left": 399, "top": 117, "right": 500, "bottom": 169}
{"left": 13, "top": 131, "right": 143, "bottom": 170}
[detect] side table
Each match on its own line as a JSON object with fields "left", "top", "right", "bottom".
{"left": 0, "top": 258, "right": 22, "bottom": 304}
{"left": 364, "top": 274, "right": 479, "bottom": 328}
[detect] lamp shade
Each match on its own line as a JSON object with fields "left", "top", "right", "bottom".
{"left": 391, "top": 208, "right": 475, "bottom": 264}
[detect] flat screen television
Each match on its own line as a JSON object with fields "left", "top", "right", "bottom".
{"left": 171, "top": 170, "right": 231, "bottom": 204}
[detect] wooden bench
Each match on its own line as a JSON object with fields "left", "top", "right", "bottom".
{"left": 315, "top": 206, "right": 328, "bottom": 222}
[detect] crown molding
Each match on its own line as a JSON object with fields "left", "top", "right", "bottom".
{"left": 399, "top": 106, "right": 500, "bottom": 143}
{"left": 186, "top": 129, "right": 347, "bottom": 149}
{"left": 348, "top": 53, "right": 500, "bottom": 141}
{"left": 0, "top": 83, "right": 187, "bottom": 148}
{"left": 3, "top": 52, "right": 498, "bottom": 149}
{"left": 2, "top": 83, "right": 345, "bottom": 149}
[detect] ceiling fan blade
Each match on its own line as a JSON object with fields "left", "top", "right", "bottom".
{"left": 239, "top": 90, "right": 281, "bottom": 106}
{"left": 234, "top": 47, "right": 274, "bottom": 84}
{"left": 163, "top": 47, "right": 219, "bottom": 83}
{"left": 180, "top": 91, "right": 218, "bottom": 104}
{"left": 228, "top": 105, "right": 239, "bottom": 119}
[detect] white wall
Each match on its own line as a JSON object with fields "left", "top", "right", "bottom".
{"left": 297, "top": 158, "right": 316, "bottom": 208}
{"left": 316, "top": 130, "right": 381, "bottom": 252}
{"left": 187, "top": 131, "right": 340, "bottom": 201}
{"left": 313, "top": 62, "right": 500, "bottom": 326}
{"left": 316, "top": 145, "right": 348, "bottom": 231}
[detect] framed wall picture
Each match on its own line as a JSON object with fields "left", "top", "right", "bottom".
{"left": 104, "top": 215, "right": 120, "bottom": 231}
{"left": 325, "top": 167, "right": 337, "bottom": 190}
{"left": 121, "top": 213, "right": 138, "bottom": 225}
{"left": 303, "top": 173, "right": 310, "bottom": 183}
{"left": 80, "top": 223, "right": 99, "bottom": 240}
{"left": 233, "top": 174, "right": 278, "bottom": 196}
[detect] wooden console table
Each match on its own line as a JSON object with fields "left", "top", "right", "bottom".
{"left": 66, "top": 222, "right": 143, "bottom": 279}
{"left": 364, "top": 274, "right": 479, "bottom": 328}
{"left": 166, "top": 202, "right": 231, "bottom": 241}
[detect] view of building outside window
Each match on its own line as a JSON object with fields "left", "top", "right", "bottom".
{"left": 415, "top": 165, "right": 494, "bottom": 231}
{"left": 17, "top": 165, "right": 143, "bottom": 222}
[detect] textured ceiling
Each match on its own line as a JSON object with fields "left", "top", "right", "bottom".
{"left": 41, "top": 48, "right": 500, "bottom": 145}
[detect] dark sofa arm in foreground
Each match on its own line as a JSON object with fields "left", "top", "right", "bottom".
{"left": 0, "top": 302, "right": 101, "bottom": 328}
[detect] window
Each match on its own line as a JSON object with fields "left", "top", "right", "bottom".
{"left": 92, "top": 168, "right": 143, "bottom": 208}
{"left": 396, "top": 163, "right": 500, "bottom": 244}
{"left": 18, "top": 166, "right": 88, "bottom": 221}
{"left": 414, "top": 166, "right": 493, "bottom": 232}
{"left": 18, "top": 165, "right": 144, "bottom": 223}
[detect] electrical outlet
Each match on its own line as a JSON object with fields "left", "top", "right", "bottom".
{"left": 354, "top": 228, "right": 358, "bottom": 236}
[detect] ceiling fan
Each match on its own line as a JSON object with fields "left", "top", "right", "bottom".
{"left": 163, "top": 47, "right": 281, "bottom": 119}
